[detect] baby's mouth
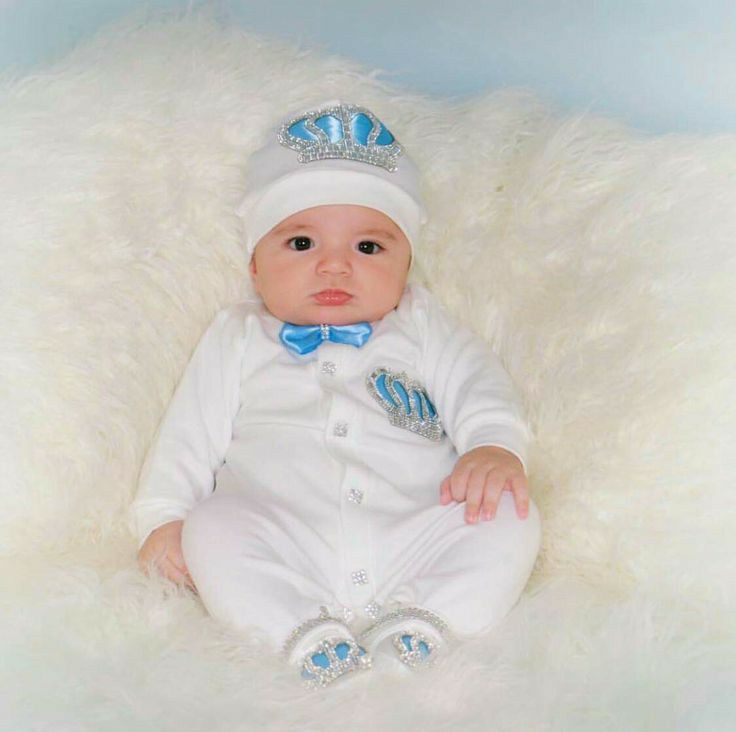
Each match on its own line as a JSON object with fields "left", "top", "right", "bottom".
{"left": 314, "top": 290, "right": 353, "bottom": 305}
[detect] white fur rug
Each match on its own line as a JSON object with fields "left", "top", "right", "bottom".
{"left": 2, "top": 10, "right": 734, "bottom": 731}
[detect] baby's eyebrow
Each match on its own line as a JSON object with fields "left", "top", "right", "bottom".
{"left": 271, "top": 223, "right": 316, "bottom": 236}
{"left": 359, "top": 229, "right": 398, "bottom": 241}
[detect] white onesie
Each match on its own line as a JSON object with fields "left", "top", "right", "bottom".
{"left": 130, "top": 284, "right": 541, "bottom": 653}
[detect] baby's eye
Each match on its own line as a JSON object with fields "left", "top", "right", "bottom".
{"left": 357, "top": 240, "right": 383, "bottom": 255}
{"left": 288, "top": 237, "right": 314, "bottom": 251}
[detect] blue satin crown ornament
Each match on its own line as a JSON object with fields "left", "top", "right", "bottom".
{"left": 280, "top": 322, "right": 373, "bottom": 355}
{"left": 277, "top": 103, "right": 403, "bottom": 172}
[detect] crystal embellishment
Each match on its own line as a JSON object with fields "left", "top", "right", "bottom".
{"left": 347, "top": 488, "right": 364, "bottom": 504}
{"left": 364, "top": 601, "right": 382, "bottom": 619}
{"left": 333, "top": 422, "right": 349, "bottom": 437}
{"left": 299, "top": 637, "right": 372, "bottom": 689}
{"left": 366, "top": 368, "right": 444, "bottom": 442}
{"left": 351, "top": 569, "right": 369, "bottom": 585}
{"left": 321, "top": 361, "right": 337, "bottom": 375}
{"left": 391, "top": 631, "right": 436, "bottom": 669}
{"left": 278, "top": 103, "right": 404, "bottom": 173}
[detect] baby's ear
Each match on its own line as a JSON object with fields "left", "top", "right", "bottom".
{"left": 248, "top": 255, "right": 261, "bottom": 294}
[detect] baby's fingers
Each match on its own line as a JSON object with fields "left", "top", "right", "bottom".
{"left": 439, "top": 476, "right": 453, "bottom": 505}
{"left": 510, "top": 474, "right": 530, "bottom": 519}
{"left": 464, "top": 469, "right": 488, "bottom": 524}
{"left": 480, "top": 474, "right": 506, "bottom": 520}
{"left": 161, "top": 556, "right": 197, "bottom": 592}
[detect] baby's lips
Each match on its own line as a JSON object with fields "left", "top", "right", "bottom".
{"left": 313, "top": 289, "right": 353, "bottom": 305}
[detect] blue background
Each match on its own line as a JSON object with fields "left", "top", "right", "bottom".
{"left": 1, "top": 0, "right": 734, "bottom": 134}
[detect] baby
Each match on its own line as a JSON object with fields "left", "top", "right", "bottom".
{"left": 131, "top": 101, "right": 541, "bottom": 688}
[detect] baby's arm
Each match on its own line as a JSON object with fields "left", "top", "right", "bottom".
{"left": 417, "top": 288, "right": 531, "bottom": 523}
{"left": 130, "top": 306, "right": 246, "bottom": 583}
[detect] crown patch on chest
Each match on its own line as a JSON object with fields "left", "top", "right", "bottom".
{"left": 366, "top": 368, "right": 444, "bottom": 442}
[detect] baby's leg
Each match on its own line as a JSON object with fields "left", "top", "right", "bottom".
{"left": 360, "top": 492, "right": 541, "bottom": 666}
{"left": 181, "top": 492, "right": 370, "bottom": 686}
{"left": 403, "top": 491, "right": 541, "bottom": 638}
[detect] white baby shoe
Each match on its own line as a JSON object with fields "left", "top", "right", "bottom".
{"left": 282, "top": 606, "right": 372, "bottom": 688}
{"left": 357, "top": 606, "right": 450, "bottom": 671}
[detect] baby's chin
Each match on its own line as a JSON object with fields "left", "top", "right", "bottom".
{"left": 274, "top": 304, "right": 394, "bottom": 326}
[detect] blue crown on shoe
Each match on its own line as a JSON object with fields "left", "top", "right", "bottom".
{"left": 300, "top": 637, "right": 371, "bottom": 688}
{"left": 366, "top": 367, "right": 444, "bottom": 442}
{"left": 357, "top": 606, "right": 450, "bottom": 670}
{"left": 392, "top": 632, "right": 435, "bottom": 668}
{"left": 278, "top": 103, "right": 404, "bottom": 172}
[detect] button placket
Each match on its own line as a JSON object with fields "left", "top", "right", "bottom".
{"left": 339, "top": 462, "right": 374, "bottom": 606}
{"left": 319, "top": 346, "right": 351, "bottom": 443}
{"left": 321, "top": 344, "right": 374, "bottom": 606}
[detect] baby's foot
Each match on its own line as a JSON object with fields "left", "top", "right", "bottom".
{"left": 283, "top": 606, "right": 372, "bottom": 688}
{"left": 299, "top": 637, "right": 371, "bottom": 688}
{"left": 357, "top": 606, "right": 449, "bottom": 672}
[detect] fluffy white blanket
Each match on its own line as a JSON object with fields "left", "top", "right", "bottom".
{"left": 1, "top": 11, "right": 734, "bottom": 730}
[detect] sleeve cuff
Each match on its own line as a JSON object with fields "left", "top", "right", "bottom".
{"left": 129, "top": 501, "right": 193, "bottom": 551}
{"left": 457, "top": 425, "right": 530, "bottom": 476}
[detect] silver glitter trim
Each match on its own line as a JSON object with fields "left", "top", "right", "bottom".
{"left": 366, "top": 368, "right": 444, "bottom": 442}
{"left": 351, "top": 569, "right": 368, "bottom": 585}
{"left": 347, "top": 488, "right": 364, "bottom": 504}
{"left": 358, "top": 606, "right": 449, "bottom": 648}
{"left": 278, "top": 103, "right": 403, "bottom": 173}
{"left": 300, "top": 636, "right": 372, "bottom": 689}
{"left": 391, "top": 631, "right": 437, "bottom": 669}
{"left": 281, "top": 606, "right": 350, "bottom": 660}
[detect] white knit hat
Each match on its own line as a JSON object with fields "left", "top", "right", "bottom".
{"left": 236, "top": 101, "right": 427, "bottom": 255}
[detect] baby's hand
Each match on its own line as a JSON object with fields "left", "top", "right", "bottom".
{"left": 440, "top": 446, "right": 529, "bottom": 523}
{"left": 137, "top": 520, "right": 197, "bottom": 592}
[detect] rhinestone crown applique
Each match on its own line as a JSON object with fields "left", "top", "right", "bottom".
{"left": 391, "top": 631, "right": 436, "bottom": 668}
{"left": 357, "top": 606, "right": 450, "bottom": 670}
{"left": 366, "top": 367, "right": 444, "bottom": 442}
{"left": 278, "top": 103, "right": 403, "bottom": 172}
{"left": 300, "top": 636, "right": 372, "bottom": 688}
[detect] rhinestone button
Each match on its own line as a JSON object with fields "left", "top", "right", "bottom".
{"left": 321, "top": 361, "right": 337, "bottom": 375}
{"left": 333, "top": 421, "right": 349, "bottom": 437}
{"left": 364, "top": 601, "right": 381, "bottom": 619}
{"left": 347, "top": 488, "right": 364, "bottom": 504}
{"left": 351, "top": 569, "right": 368, "bottom": 585}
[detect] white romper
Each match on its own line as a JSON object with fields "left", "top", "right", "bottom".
{"left": 130, "top": 284, "right": 541, "bottom": 652}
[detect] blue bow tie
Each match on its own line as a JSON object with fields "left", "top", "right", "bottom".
{"left": 279, "top": 322, "right": 373, "bottom": 355}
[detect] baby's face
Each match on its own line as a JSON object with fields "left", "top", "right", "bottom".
{"left": 249, "top": 205, "right": 412, "bottom": 325}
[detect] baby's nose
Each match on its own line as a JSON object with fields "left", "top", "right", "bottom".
{"left": 317, "top": 251, "right": 351, "bottom": 275}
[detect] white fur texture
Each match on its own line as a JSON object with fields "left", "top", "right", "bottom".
{"left": 1, "top": 10, "right": 734, "bottom": 730}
